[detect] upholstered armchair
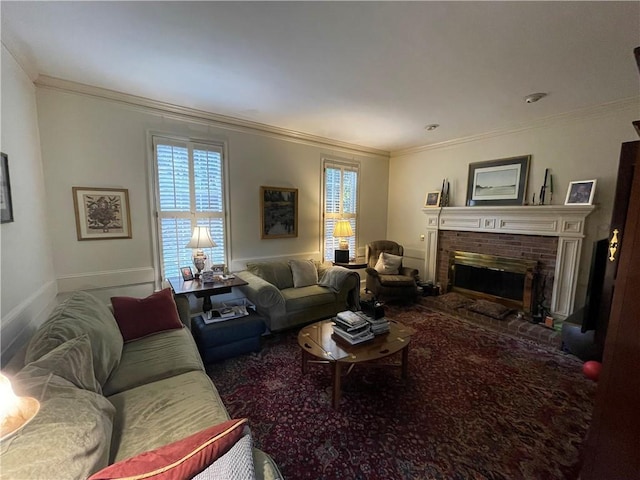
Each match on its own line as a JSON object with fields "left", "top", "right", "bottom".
{"left": 365, "top": 240, "right": 419, "bottom": 302}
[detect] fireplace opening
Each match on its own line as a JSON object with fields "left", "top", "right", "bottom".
{"left": 448, "top": 251, "right": 539, "bottom": 312}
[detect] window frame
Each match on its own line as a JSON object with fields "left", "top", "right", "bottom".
{"left": 322, "top": 157, "right": 360, "bottom": 263}
{"left": 149, "top": 133, "right": 230, "bottom": 288}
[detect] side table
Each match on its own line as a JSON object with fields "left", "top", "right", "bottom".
{"left": 167, "top": 276, "right": 248, "bottom": 313}
{"left": 332, "top": 260, "right": 367, "bottom": 269}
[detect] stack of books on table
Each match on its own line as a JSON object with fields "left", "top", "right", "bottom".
{"left": 345, "top": 310, "right": 390, "bottom": 335}
{"left": 365, "top": 315, "right": 390, "bottom": 335}
{"left": 332, "top": 311, "right": 375, "bottom": 345}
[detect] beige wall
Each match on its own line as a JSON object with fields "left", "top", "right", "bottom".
{"left": 387, "top": 101, "right": 640, "bottom": 306}
{"left": 34, "top": 86, "right": 390, "bottom": 304}
{"left": 0, "top": 45, "right": 57, "bottom": 364}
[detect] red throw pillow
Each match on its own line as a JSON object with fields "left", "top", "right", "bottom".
{"left": 89, "top": 418, "right": 248, "bottom": 480}
{"left": 111, "top": 288, "right": 183, "bottom": 342}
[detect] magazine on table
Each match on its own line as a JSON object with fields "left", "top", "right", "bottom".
{"left": 203, "top": 304, "right": 249, "bottom": 324}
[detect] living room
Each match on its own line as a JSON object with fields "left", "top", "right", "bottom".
{"left": 2, "top": 1, "right": 638, "bottom": 358}
{"left": 1, "top": 2, "right": 639, "bottom": 477}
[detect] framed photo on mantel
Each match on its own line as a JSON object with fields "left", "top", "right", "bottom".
{"left": 565, "top": 180, "right": 597, "bottom": 205}
{"left": 466, "top": 155, "right": 531, "bottom": 207}
{"left": 424, "top": 191, "right": 441, "bottom": 208}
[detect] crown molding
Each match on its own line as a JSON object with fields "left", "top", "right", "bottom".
{"left": 33, "top": 75, "right": 389, "bottom": 158}
{"left": 392, "top": 97, "right": 640, "bottom": 158}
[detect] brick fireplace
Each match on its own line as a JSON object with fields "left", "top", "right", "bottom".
{"left": 422, "top": 205, "right": 595, "bottom": 319}
{"left": 439, "top": 231, "right": 557, "bottom": 311}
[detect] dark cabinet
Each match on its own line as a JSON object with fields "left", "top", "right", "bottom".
{"left": 579, "top": 124, "right": 640, "bottom": 477}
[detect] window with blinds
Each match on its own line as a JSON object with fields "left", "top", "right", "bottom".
{"left": 153, "top": 136, "right": 226, "bottom": 281}
{"left": 323, "top": 159, "right": 359, "bottom": 262}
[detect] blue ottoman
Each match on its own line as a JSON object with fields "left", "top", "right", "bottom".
{"left": 191, "top": 311, "right": 266, "bottom": 363}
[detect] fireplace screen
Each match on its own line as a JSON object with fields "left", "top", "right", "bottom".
{"left": 448, "top": 251, "right": 538, "bottom": 312}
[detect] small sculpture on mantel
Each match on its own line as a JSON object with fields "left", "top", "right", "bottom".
{"left": 538, "top": 168, "right": 553, "bottom": 205}
{"left": 440, "top": 178, "right": 450, "bottom": 207}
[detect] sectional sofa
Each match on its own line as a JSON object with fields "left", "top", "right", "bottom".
{"left": 0, "top": 289, "right": 282, "bottom": 479}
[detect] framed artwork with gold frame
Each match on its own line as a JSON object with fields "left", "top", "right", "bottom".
{"left": 72, "top": 187, "right": 132, "bottom": 240}
{"left": 260, "top": 186, "right": 298, "bottom": 239}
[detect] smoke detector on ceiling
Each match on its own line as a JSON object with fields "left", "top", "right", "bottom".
{"left": 524, "top": 92, "right": 548, "bottom": 104}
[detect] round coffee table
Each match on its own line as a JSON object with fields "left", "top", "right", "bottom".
{"left": 297, "top": 318, "right": 415, "bottom": 408}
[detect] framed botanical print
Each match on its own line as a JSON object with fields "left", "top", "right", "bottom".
{"left": 73, "top": 187, "right": 132, "bottom": 240}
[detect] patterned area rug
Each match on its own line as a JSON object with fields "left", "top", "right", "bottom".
{"left": 207, "top": 303, "right": 595, "bottom": 480}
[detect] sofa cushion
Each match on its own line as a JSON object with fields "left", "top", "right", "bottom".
{"left": 111, "top": 288, "right": 183, "bottom": 342}
{"left": 378, "top": 274, "right": 417, "bottom": 287}
{"left": 89, "top": 419, "right": 248, "bottom": 480}
{"left": 2, "top": 367, "right": 115, "bottom": 479}
{"left": 102, "top": 328, "right": 204, "bottom": 396}
{"left": 108, "top": 370, "right": 230, "bottom": 463}
{"left": 289, "top": 259, "right": 318, "bottom": 287}
{"left": 246, "top": 262, "right": 294, "bottom": 290}
{"left": 374, "top": 252, "right": 403, "bottom": 274}
{"left": 282, "top": 285, "right": 336, "bottom": 312}
{"left": 25, "top": 290, "right": 124, "bottom": 386}
{"left": 18, "top": 334, "right": 102, "bottom": 394}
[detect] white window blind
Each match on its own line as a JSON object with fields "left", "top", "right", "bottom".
{"left": 153, "top": 137, "right": 226, "bottom": 281}
{"left": 323, "top": 159, "right": 359, "bottom": 262}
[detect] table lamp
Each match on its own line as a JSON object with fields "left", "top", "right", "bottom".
{"left": 185, "top": 226, "right": 216, "bottom": 279}
{"left": 332, "top": 219, "right": 353, "bottom": 263}
{"left": 0, "top": 373, "right": 40, "bottom": 441}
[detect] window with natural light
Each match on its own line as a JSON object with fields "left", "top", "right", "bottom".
{"left": 153, "top": 136, "right": 226, "bottom": 281}
{"left": 323, "top": 159, "right": 359, "bottom": 262}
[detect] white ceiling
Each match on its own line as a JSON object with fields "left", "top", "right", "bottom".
{"left": 2, "top": 1, "right": 639, "bottom": 153}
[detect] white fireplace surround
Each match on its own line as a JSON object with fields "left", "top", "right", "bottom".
{"left": 423, "top": 205, "right": 595, "bottom": 319}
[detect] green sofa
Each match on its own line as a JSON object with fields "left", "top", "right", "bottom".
{"left": 0, "top": 290, "right": 282, "bottom": 479}
{"left": 236, "top": 259, "right": 361, "bottom": 332}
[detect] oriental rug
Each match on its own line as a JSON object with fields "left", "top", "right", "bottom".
{"left": 207, "top": 303, "right": 595, "bottom": 480}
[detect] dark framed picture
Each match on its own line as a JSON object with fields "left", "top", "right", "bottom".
{"left": 72, "top": 187, "right": 132, "bottom": 240}
{"left": 211, "top": 264, "right": 225, "bottom": 275}
{"left": 180, "top": 266, "right": 194, "bottom": 281}
{"left": 424, "top": 191, "right": 441, "bottom": 208}
{"left": 1, "top": 152, "right": 14, "bottom": 223}
{"left": 466, "top": 155, "right": 531, "bottom": 206}
{"left": 565, "top": 180, "right": 596, "bottom": 205}
{"left": 260, "top": 186, "right": 298, "bottom": 239}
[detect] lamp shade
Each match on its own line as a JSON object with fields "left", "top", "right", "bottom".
{"left": 185, "top": 226, "right": 216, "bottom": 249}
{"left": 332, "top": 220, "right": 353, "bottom": 238}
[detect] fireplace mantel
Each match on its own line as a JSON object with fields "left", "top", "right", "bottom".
{"left": 422, "top": 205, "right": 596, "bottom": 318}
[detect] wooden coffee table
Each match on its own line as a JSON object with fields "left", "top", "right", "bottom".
{"left": 297, "top": 318, "right": 415, "bottom": 408}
